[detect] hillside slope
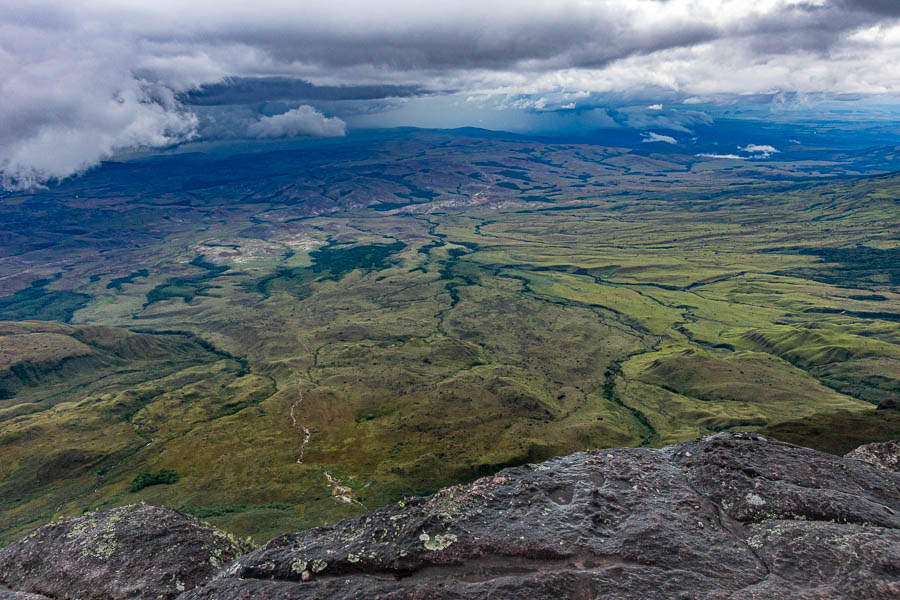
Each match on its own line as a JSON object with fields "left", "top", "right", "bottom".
{"left": 0, "top": 132, "right": 898, "bottom": 543}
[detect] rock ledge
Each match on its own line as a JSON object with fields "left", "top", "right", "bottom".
{"left": 2, "top": 433, "right": 898, "bottom": 599}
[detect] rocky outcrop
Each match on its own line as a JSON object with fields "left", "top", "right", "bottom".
{"left": 0, "top": 504, "right": 250, "bottom": 599}
{"left": 1, "top": 434, "right": 898, "bottom": 599}
{"left": 845, "top": 440, "right": 900, "bottom": 472}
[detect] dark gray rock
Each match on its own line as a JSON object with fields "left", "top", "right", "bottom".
{"left": 2, "top": 435, "right": 898, "bottom": 600}
{"left": 0, "top": 504, "right": 250, "bottom": 600}
{"left": 183, "top": 433, "right": 900, "bottom": 600}
{"left": 734, "top": 521, "right": 900, "bottom": 599}
{"left": 845, "top": 440, "right": 900, "bottom": 472}
{"left": 666, "top": 432, "right": 900, "bottom": 528}
{"left": 0, "top": 587, "right": 50, "bottom": 600}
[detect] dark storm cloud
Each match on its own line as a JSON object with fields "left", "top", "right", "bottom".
{"left": 211, "top": 15, "right": 719, "bottom": 72}
{"left": 840, "top": 0, "right": 900, "bottom": 17}
{"left": 2, "top": 1, "right": 900, "bottom": 189}
{"left": 116, "top": 1, "right": 897, "bottom": 74}
{"left": 184, "top": 78, "right": 430, "bottom": 105}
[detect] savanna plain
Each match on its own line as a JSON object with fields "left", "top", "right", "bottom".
{"left": 1, "top": 129, "right": 898, "bottom": 544}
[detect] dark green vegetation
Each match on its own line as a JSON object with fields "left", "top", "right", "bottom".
{"left": 759, "top": 407, "right": 900, "bottom": 456}
{"left": 787, "top": 245, "right": 900, "bottom": 287}
{"left": 0, "top": 129, "right": 897, "bottom": 544}
{"left": 107, "top": 269, "right": 149, "bottom": 291}
{"left": 130, "top": 469, "right": 179, "bottom": 492}
{"left": 0, "top": 279, "right": 90, "bottom": 322}
{"left": 251, "top": 240, "right": 405, "bottom": 300}
{"left": 309, "top": 240, "right": 406, "bottom": 276}
{"left": 145, "top": 256, "right": 229, "bottom": 306}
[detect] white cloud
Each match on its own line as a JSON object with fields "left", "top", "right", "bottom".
{"left": 698, "top": 144, "right": 779, "bottom": 160}
{"left": 246, "top": 106, "right": 346, "bottom": 138}
{"left": 3, "top": 0, "right": 900, "bottom": 187}
{"left": 642, "top": 132, "right": 677, "bottom": 144}
{"left": 741, "top": 144, "right": 778, "bottom": 153}
{"left": 647, "top": 103, "right": 663, "bottom": 110}
{"left": 740, "top": 144, "right": 779, "bottom": 158}
{"left": 0, "top": 18, "right": 202, "bottom": 189}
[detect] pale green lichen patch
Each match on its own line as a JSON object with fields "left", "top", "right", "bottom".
{"left": 291, "top": 558, "right": 308, "bottom": 573}
{"left": 347, "top": 553, "right": 361, "bottom": 563}
{"left": 211, "top": 528, "right": 255, "bottom": 553}
{"left": 83, "top": 535, "right": 117, "bottom": 560}
{"left": 311, "top": 559, "right": 328, "bottom": 573}
{"left": 338, "top": 524, "right": 365, "bottom": 542}
{"left": 59, "top": 512, "right": 125, "bottom": 561}
{"left": 420, "top": 530, "right": 457, "bottom": 551}
{"left": 65, "top": 516, "right": 96, "bottom": 540}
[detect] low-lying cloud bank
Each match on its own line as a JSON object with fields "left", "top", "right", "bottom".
{"left": 697, "top": 153, "right": 747, "bottom": 160}
{"left": 698, "top": 143, "right": 781, "bottom": 160}
{"left": 2, "top": 1, "right": 900, "bottom": 188}
{"left": 642, "top": 132, "right": 677, "bottom": 144}
{"left": 740, "top": 144, "right": 780, "bottom": 158}
{"left": 247, "top": 106, "right": 346, "bottom": 139}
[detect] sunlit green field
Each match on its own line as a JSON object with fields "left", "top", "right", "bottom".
{"left": 0, "top": 132, "right": 898, "bottom": 543}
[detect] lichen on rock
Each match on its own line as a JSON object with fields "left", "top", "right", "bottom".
{"left": 0, "top": 504, "right": 249, "bottom": 600}
{"left": 845, "top": 439, "right": 900, "bottom": 472}
{"left": 2, "top": 434, "right": 898, "bottom": 600}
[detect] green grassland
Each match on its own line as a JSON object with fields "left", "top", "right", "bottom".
{"left": 0, "top": 132, "right": 898, "bottom": 544}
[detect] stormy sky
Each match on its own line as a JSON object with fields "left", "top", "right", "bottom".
{"left": 2, "top": 0, "right": 900, "bottom": 188}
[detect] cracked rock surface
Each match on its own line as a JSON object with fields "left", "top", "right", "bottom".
{"left": 2, "top": 433, "right": 898, "bottom": 599}
{"left": 0, "top": 504, "right": 248, "bottom": 599}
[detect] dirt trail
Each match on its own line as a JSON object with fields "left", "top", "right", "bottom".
{"left": 289, "top": 379, "right": 365, "bottom": 509}
{"left": 290, "top": 380, "right": 311, "bottom": 464}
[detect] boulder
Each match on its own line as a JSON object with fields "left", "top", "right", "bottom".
{"left": 0, "top": 504, "right": 249, "bottom": 599}
{"left": 186, "top": 433, "right": 899, "bottom": 599}
{"left": 845, "top": 440, "right": 900, "bottom": 472}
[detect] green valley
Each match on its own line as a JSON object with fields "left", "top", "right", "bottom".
{"left": 0, "top": 130, "right": 898, "bottom": 544}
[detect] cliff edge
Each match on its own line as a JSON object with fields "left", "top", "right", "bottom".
{"left": 2, "top": 433, "right": 898, "bottom": 599}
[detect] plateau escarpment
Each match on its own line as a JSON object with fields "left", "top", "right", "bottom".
{"left": 2, "top": 433, "right": 898, "bottom": 599}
